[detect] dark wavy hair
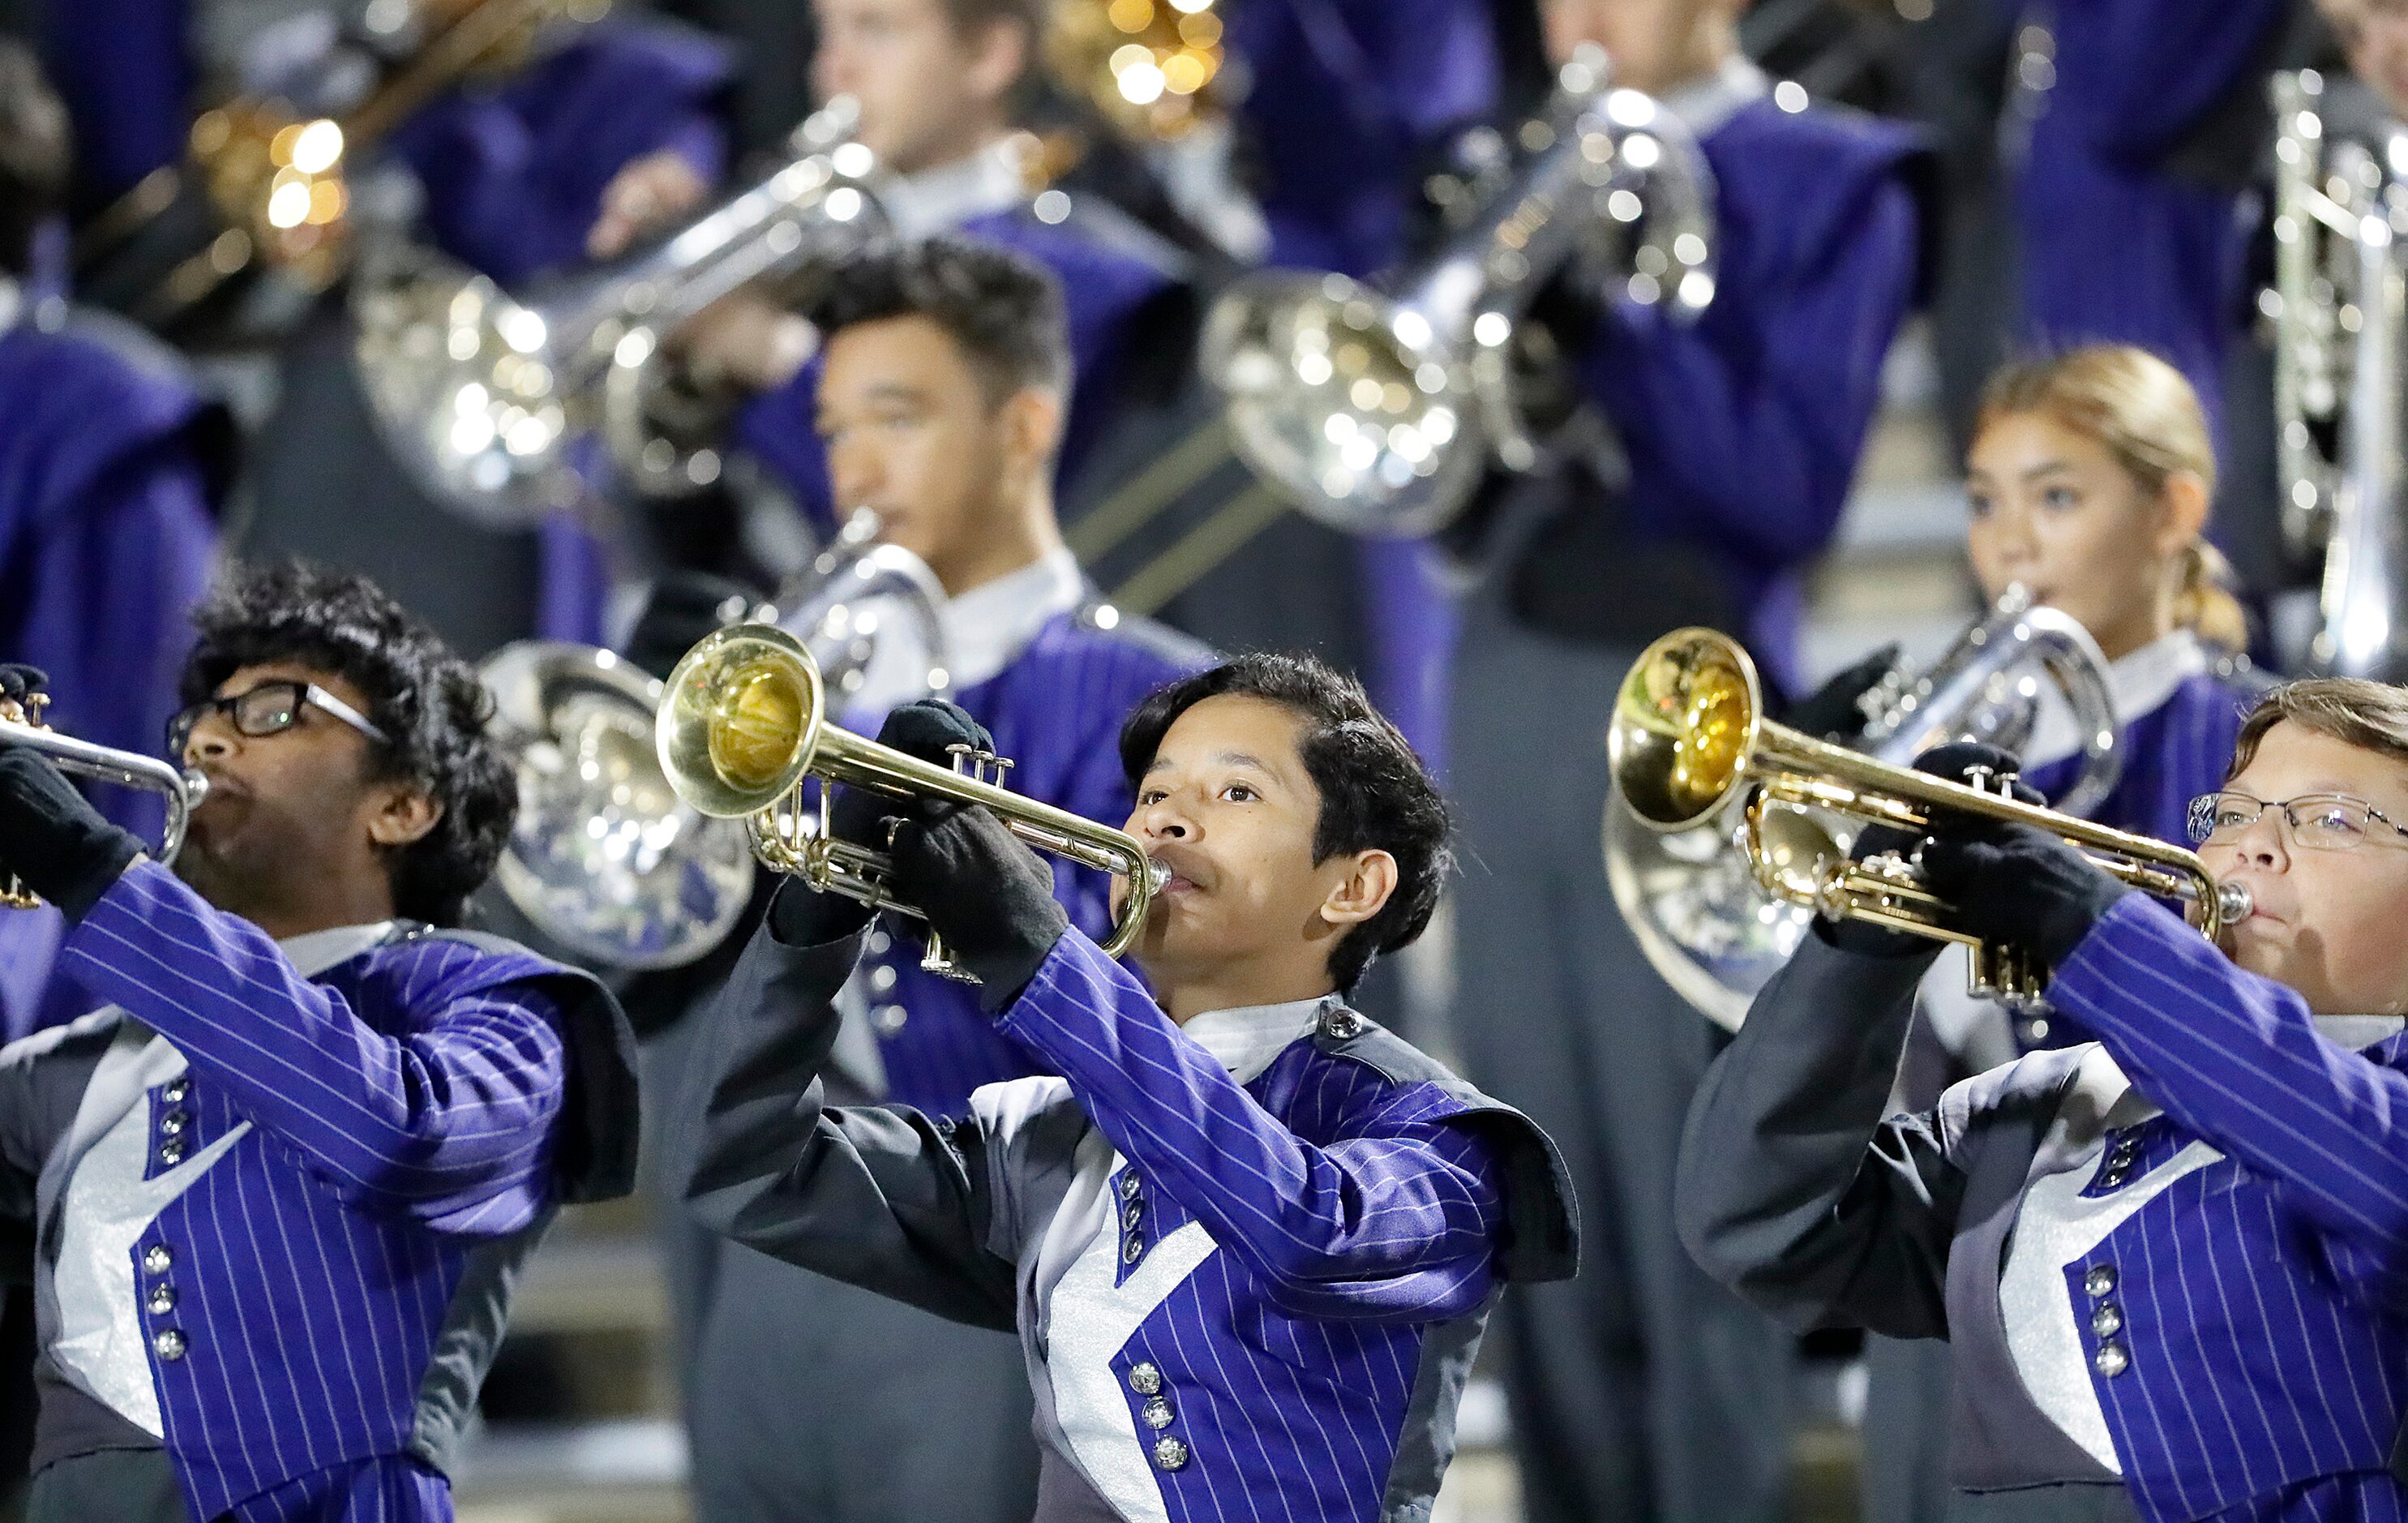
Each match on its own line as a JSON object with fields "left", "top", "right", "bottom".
{"left": 180, "top": 562, "right": 513, "bottom": 927}
{"left": 808, "top": 235, "right": 1072, "bottom": 404}
{"left": 1118, "top": 654, "right": 1453, "bottom": 992}
{"left": 0, "top": 40, "right": 68, "bottom": 277}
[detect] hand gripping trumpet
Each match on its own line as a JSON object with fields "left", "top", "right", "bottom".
{"left": 1609, "top": 629, "right": 2252, "bottom": 1006}
{"left": 0, "top": 693, "right": 208, "bottom": 911}
{"left": 655, "top": 624, "right": 1166, "bottom": 981}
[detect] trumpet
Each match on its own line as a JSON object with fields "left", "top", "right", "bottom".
{"left": 1605, "top": 586, "right": 2122, "bottom": 1028}
{"left": 0, "top": 694, "right": 208, "bottom": 910}
{"left": 656, "top": 624, "right": 1164, "bottom": 980}
{"left": 1609, "top": 629, "right": 2250, "bottom": 1008}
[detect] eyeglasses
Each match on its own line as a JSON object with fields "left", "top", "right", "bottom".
{"left": 167, "top": 680, "right": 390, "bottom": 760}
{"left": 2186, "top": 791, "right": 2408, "bottom": 852}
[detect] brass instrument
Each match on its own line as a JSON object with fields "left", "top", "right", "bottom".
{"left": 1198, "top": 44, "right": 1716, "bottom": 537}
{"left": 0, "top": 694, "right": 208, "bottom": 910}
{"left": 759, "top": 508, "right": 954, "bottom": 702}
{"left": 479, "top": 643, "right": 755, "bottom": 967}
{"left": 1044, "top": 0, "right": 1228, "bottom": 143}
{"left": 1609, "top": 629, "right": 2248, "bottom": 1010}
{"left": 1605, "top": 588, "right": 2122, "bottom": 1028}
{"left": 2270, "top": 70, "right": 2408, "bottom": 680}
{"left": 353, "top": 99, "right": 885, "bottom": 524}
{"left": 78, "top": 0, "right": 608, "bottom": 330}
{"left": 656, "top": 624, "right": 1164, "bottom": 980}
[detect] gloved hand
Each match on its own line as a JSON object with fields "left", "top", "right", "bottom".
{"left": 623, "top": 573, "right": 761, "bottom": 681}
{"left": 0, "top": 743, "right": 143, "bottom": 923}
{"left": 1917, "top": 815, "right": 2129, "bottom": 971}
{"left": 885, "top": 797, "right": 1068, "bottom": 1012}
{"left": 1779, "top": 644, "right": 1900, "bottom": 744}
{"left": 1815, "top": 741, "right": 2037, "bottom": 957}
{"left": 0, "top": 663, "right": 49, "bottom": 709}
{"left": 765, "top": 700, "right": 995, "bottom": 946}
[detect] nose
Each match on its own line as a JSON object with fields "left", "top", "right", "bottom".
{"left": 827, "top": 435, "right": 881, "bottom": 510}
{"left": 182, "top": 712, "right": 238, "bottom": 770}
{"left": 1137, "top": 792, "right": 1195, "bottom": 843}
{"left": 2226, "top": 808, "right": 2290, "bottom": 871}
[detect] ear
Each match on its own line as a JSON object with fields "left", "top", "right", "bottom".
{"left": 2153, "top": 469, "right": 2211, "bottom": 558}
{"left": 962, "top": 16, "right": 1031, "bottom": 111}
{"left": 1317, "top": 848, "right": 1399, "bottom": 933}
{"left": 365, "top": 783, "right": 444, "bottom": 852}
{"left": 1000, "top": 384, "right": 1064, "bottom": 480}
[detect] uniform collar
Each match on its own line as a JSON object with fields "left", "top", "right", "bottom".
{"left": 2026, "top": 628, "right": 2210, "bottom": 769}
{"left": 1179, "top": 994, "right": 1336, "bottom": 1085}
{"left": 881, "top": 135, "right": 1027, "bottom": 240}
{"left": 942, "top": 547, "right": 1084, "bottom": 693}
{"left": 1660, "top": 56, "right": 1768, "bottom": 139}
{"left": 278, "top": 921, "right": 397, "bottom": 979}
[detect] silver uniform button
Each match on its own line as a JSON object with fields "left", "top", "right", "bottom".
{"left": 159, "top": 1110, "right": 188, "bottom": 1138}
{"left": 1122, "top": 1236, "right": 1145, "bottom": 1265}
{"left": 1127, "top": 1362, "right": 1162, "bottom": 1396}
{"left": 161, "top": 1081, "right": 188, "bottom": 1105}
{"left": 144, "top": 1245, "right": 172, "bottom": 1276}
{"left": 2085, "top": 1264, "right": 2116, "bottom": 1298}
{"left": 1142, "top": 1396, "right": 1174, "bottom": 1430}
{"left": 2098, "top": 1169, "right": 2126, "bottom": 1190}
{"left": 1119, "top": 1173, "right": 1143, "bottom": 1201}
{"left": 872, "top": 1003, "right": 909, "bottom": 1036}
{"left": 148, "top": 1285, "right": 175, "bottom": 1317}
{"left": 1321, "top": 1010, "right": 1363, "bottom": 1040}
{"left": 869, "top": 963, "right": 898, "bottom": 994}
{"left": 157, "top": 1140, "right": 186, "bottom": 1167}
{"left": 1152, "top": 1436, "right": 1189, "bottom": 1472}
{"left": 2093, "top": 1341, "right": 2129, "bottom": 1378}
{"left": 2091, "top": 1303, "right": 2123, "bottom": 1338}
{"left": 1122, "top": 1203, "right": 1144, "bottom": 1232}
{"left": 153, "top": 1329, "right": 186, "bottom": 1362}
{"left": 866, "top": 929, "right": 893, "bottom": 955}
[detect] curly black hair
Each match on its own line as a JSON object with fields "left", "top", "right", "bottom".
{"left": 808, "top": 235, "right": 1071, "bottom": 404}
{"left": 1117, "top": 654, "right": 1453, "bottom": 992}
{"left": 180, "top": 562, "right": 513, "bottom": 927}
{"left": 0, "top": 40, "right": 69, "bottom": 277}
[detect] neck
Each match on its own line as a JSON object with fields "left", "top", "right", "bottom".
{"left": 894, "top": 120, "right": 1013, "bottom": 182}
{"left": 1151, "top": 961, "right": 1339, "bottom": 1027}
{"left": 2092, "top": 593, "right": 2179, "bottom": 663}
{"left": 1639, "top": 31, "right": 1738, "bottom": 97}
{"left": 932, "top": 492, "right": 1063, "bottom": 597}
{"left": 195, "top": 863, "right": 398, "bottom": 942}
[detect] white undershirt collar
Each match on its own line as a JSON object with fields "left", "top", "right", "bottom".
{"left": 1176, "top": 995, "right": 1333, "bottom": 1085}
{"left": 880, "top": 135, "right": 1028, "bottom": 240}
{"left": 2026, "top": 628, "right": 2210, "bottom": 769}
{"left": 278, "top": 921, "right": 398, "bottom": 977}
{"left": 1660, "top": 56, "right": 1770, "bottom": 139}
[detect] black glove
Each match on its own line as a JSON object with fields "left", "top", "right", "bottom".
{"left": 885, "top": 799, "right": 1068, "bottom": 1013}
{"left": 1815, "top": 741, "right": 2037, "bottom": 957}
{"left": 1917, "top": 815, "right": 2129, "bottom": 970}
{"left": 765, "top": 700, "right": 995, "bottom": 946}
{"left": 0, "top": 664, "right": 48, "bottom": 708}
{"left": 1779, "top": 644, "right": 1900, "bottom": 744}
{"left": 0, "top": 744, "right": 143, "bottom": 922}
{"left": 623, "top": 573, "right": 761, "bottom": 681}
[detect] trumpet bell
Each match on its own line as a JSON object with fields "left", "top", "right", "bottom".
{"left": 658, "top": 624, "right": 828, "bottom": 818}
{"left": 1609, "top": 629, "right": 1763, "bottom": 830}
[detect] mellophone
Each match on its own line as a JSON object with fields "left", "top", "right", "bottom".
{"left": 1609, "top": 627, "right": 2253, "bottom": 1011}
{"left": 0, "top": 692, "right": 207, "bottom": 912}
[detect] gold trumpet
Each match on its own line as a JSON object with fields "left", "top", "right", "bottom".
{"left": 1609, "top": 629, "right": 2252, "bottom": 1006}
{"left": 0, "top": 693, "right": 208, "bottom": 911}
{"left": 656, "top": 624, "right": 1165, "bottom": 980}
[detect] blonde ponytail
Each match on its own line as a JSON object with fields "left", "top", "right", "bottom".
{"left": 2174, "top": 541, "right": 2250, "bottom": 655}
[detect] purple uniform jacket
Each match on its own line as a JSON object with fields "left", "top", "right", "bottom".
{"left": 1224, "top": 0, "right": 1501, "bottom": 277}
{"left": 2016, "top": 0, "right": 2289, "bottom": 448}
{"left": 679, "top": 918, "right": 1578, "bottom": 1518}
{"left": 0, "top": 303, "right": 226, "bottom": 1039}
{"left": 852, "top": 606, "right": 1213, "bottom": 1116}
{"left": 735, "top": 204, "right": 1190, "bottom": 530}
{"left": 2022, "top": 668, "right": 2267, "bottom": 848}
{"left": 13, "top": 861, "right": 635, "bottom": 1521}
{"left": 1580, "top": 97, "right": 1924, "bottom": 693}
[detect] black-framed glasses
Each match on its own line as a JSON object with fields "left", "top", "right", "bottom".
{"left": 166, "top": 681, "right": 390, "bottom": 760}
{"left": 2186, "top": 791, "right": 2408, "bottom": 852}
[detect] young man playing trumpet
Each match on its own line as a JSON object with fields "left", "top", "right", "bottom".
{"left": 675, "top": 656, "right": 1577, "bottom": 1521}
{"left": 0, "top": 564, "right": 636, "bottom": 1523}
{"left": 1680, "top": 689, "right": 2408, "bottom": 1520}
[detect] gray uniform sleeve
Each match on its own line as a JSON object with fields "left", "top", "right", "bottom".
{"left": 671, "top": 917, "right": 1022, "bottom": 1332}
{"left": 1673, "top": 933, "right": 1965, "bottom": 1340}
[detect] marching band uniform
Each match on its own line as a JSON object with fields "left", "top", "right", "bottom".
{"left": 675, "top": 559, "right": 1213, "bottom": 1523}
{"left": 734, "top": 137, "right": 1198, "bottom": 524}
{"left": 1446, "top": 59, "right": 1927, "bottom": 1523}
{"left": 4, "top": 859, "right": 637, "bottom": 1521}
{"left": 678, "top": 914, "right": 1578, "bottom": 1522}
{"left": 0, "top": 279, "right": 229, "bottom": 1039}
{"left": 2012, "top": 0, "right": 2290, "bottom": 449}
{"left": 1682, "top": 888, "right": 2408, "bottom": 1521}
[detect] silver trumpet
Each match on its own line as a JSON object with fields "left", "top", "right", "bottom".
{"left": 0, "top": 693, "right": 208, "bottom": 911}
{"left": 477, "top": 510, "right": 953, "bottom": 967}
{"left": 2271, "top": 70, "right": 2408, "bottom": 680}
{"left": 1604, "top": 586, "right": 2121, "bottom": 1029}
{"left": 1199, "top": 44, "right": 1716, "bottom": 536}
{"left": 353, "top": 98, "right": 888, "bottom": 526}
